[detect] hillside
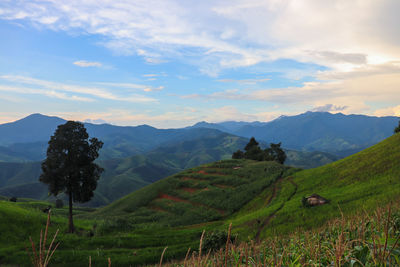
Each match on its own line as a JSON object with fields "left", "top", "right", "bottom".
{"left": 230, "top": 132, "right": 400, "bottom": 239}
{"left": 92, "top": 160, "right": 295, "bottom": 227}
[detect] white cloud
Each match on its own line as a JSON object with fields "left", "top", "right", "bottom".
{"left": 84, "top": 118, "right": 108, "bottom": 124}
{"left": 182, "top": 68, "right": 400, "bottom": 116}
{"left": 1, "top": 0, "right": 398, "bottom": 74}
{"left": 73, "top": 60, "right": 103, "bottom": 68}
{"left": 203, "top": 106, "right": 258, "bottom": 122}
{"left": 217, "top": 78, "right": 270, "bottom": 84}
{"left": 0, "top": 75, "right": 158, "bottom": 103}
{"left": 374, "top": 105, "right": 400, "bottom": 117}
{"left": 95, "top": 82, "right": 164, "bottom": 92}
{"left": 312, "top": 104, "right": 348, "bottom": 113}
{"left": 0, "top": 84, "right": 94, "bottom": 102}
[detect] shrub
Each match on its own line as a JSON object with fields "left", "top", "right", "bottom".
{"left": 9, "top": 196, "right": 17, "bottom": 202}
{"left": 202, "top": 230, "right": 234, "bottom": 252}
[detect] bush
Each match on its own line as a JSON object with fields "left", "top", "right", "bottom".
{"left": 9, "top": 196, "right": 17, "bottom": 202}
{"left": 202, "top": 230, "right": 234, "bottom": 252}
{"left": 232, "top": 150, "right": 244, "bottom": 159}
{"left": 395, "top": 121, "right": 400, "bottom": 133}
{"left": 55, "top": 199, "right": 64, "bottom": 208}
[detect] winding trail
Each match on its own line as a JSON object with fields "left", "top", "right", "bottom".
{"left": 255, "top": 176, "right": 298, "bottom": 242}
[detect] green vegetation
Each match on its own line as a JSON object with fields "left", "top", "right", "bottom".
{"left": 230, "top": 133, "right": 400, "bottom": 240}
{"left": 395, "top": 120, "right": 400, "bottom": 133}
{"left": 92, "top": 159, "right": 292, "bottom": 227}
{"left": 179, "top": 204, "right": 400, "bottom": 266}
{"left": 0, "top": 133, "right": 399, "bottom": 265}
{"left": 232, "top": 137, "right": 287, "bottom": 164}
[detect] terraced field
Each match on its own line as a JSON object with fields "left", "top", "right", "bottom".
{"left": 93, "top": 159, "right": 294, "bottom": 228}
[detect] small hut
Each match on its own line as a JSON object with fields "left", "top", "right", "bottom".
{"left": 303, "top": 194, "right": 329, "bottom": 207}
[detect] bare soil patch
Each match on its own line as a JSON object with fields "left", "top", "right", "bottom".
{"left": 181, "top": 187, "right": 199, "bottom": 193}
{"left": 158, "top": 194, "right": 190, "bottom": 203}
{"left": 181, "top": 177, "right": 207, "bottom": 182}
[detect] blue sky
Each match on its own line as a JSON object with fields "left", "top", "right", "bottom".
{"left": 0, "top": 0, "right": 399, "bottom": 128}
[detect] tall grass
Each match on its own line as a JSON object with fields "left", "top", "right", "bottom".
{"left": 166, "top": 204, "right": 400, "bottom": 266}
{"left": 26, "top": 211, "right": 60, "bottom": 267}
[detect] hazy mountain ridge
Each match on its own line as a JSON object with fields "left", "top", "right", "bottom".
{"left": 0, "top": 112, "right": 397, "bottom": 162}
{"left": 0, "top": 114, "right": 240, "bottom": 161}
{"left": 192, "top": 112, "right": 399, "bottom": 156}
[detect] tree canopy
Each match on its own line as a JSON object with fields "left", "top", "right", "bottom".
{"left": 232, "top": 137, "right": 286, "bottom": 164}
{"left": 40, "top": 121, "right": 103, "bottom": 233}
{"left": 395, "top": 121, "right": 400, "bottom": 134}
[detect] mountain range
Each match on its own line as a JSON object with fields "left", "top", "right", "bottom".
{"left": 0, "top": 112, "right": 397, "bottom": 206}
{"left": 190, "top": 111, "right": 399, "bottom": 156}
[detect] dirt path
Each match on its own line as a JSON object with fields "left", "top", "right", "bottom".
{"left": 255, "top": 176, "right": 298, "bottom": 242}
{"left": 265, "top": 180, "right": 279, "bottom": 206}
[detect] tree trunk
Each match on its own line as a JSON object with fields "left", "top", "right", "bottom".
{"left": 68, "top": 190, "right": 74, "bottom": 233}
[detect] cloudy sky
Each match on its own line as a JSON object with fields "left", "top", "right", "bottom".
{"left": 0, "top": 0, "right": 399, "bottom": 127}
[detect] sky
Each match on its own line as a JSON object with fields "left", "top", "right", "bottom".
{"left": 0, "top": 0, "right": 399, "bottom": 128}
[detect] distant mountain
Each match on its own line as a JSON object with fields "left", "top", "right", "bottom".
{"left": 189, "top": 121, "right": 266, "bottom": 133}
{"left": 0, "top": 114, "right": 65, "bottom": 146}
{"left": 0, "top": 114, "right": 246, "bottom": 161}
{"left": 192, "top": 112, "right": 399, "bottom": 156}
{"left": 1, "top": 112, "right": 397, "bottom": 162}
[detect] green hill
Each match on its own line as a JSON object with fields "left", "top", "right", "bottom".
{"left": 93, "top": 160, "right": 294, "bottom": 227}
{"left": 230, "top": 132, "right": 400, "bottom": 239}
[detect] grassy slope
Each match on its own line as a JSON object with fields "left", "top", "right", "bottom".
{"left": 230, "top": 133, "right": 400, "bottom": 239}
{"left": 93, "top": 160, "right": 292, "bottom": 227}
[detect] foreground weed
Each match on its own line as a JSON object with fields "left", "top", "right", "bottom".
{"left": 164, "top": 204, "right": 400, "bottom": 267}
{"left": 26, "top": 211, "right": 60, "bottom": 267}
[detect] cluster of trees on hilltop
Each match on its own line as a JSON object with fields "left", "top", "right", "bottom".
{"left": 232, "top": 137, "right": 286, "bottom": 164}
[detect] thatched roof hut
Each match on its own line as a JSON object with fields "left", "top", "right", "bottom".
{"left": 304, "top": 194, "right": 329, "bottom": 206}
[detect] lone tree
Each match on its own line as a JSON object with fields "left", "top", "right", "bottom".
{"left": 40, "top": 121, "right": 103, "bottom": 233}
{"left": 395, "top": 120, "right": 400, "bottom": 134}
